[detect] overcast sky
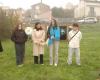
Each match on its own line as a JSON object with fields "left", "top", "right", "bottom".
{"left": 0, "top": 0, "right": 80, "bottom": 9}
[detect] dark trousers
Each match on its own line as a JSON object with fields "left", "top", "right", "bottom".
{"left": 34, "top": 54, "right": 43, "bottom": 64}
{"left": 0, "top": 41, "right": 3, "bottom": 52}
{"left": 15, "top": 43, "right": 25, "bottom": 65}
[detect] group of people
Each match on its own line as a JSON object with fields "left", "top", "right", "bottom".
{"left": 11, "top": 19, "right": 82, "bottom": 67}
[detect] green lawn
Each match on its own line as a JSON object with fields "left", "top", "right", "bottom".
{"left": 0, "top": 23, "right": 100, "bottom": 80}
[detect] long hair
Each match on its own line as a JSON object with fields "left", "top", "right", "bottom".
{"left": 49, "top": 19, "right": 58, "bottom": 27}
{"left": 34, "top": 22, "right": 42, "bottom": 31}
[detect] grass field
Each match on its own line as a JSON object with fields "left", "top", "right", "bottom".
{"left": 0, "top": 23, "right": 100, "bottom": 80}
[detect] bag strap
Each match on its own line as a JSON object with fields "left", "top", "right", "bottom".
{"left": 68, "top": 31, "right": 79, "bottom": 43}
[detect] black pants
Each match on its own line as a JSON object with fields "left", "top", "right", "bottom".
{"left": 34, "top": 55, "right": 43, "bottom": 64}
{"left": 15, "top": 43, "right": 25, "bottom": 65}
{"left": 0, "top": 41, "right": 3, "bottom": 52}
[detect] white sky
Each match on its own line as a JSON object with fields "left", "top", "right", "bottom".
{"left": 0, "top": 0, "right": 80, "bottom": 9}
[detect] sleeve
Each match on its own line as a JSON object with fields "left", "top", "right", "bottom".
{"left": 47, "top": 27, "right": 50, "bottom": 38}
{"left": 79, "top": 32, "right": 82, "bottom": 40}
{"left": 32, "top": 30, "right": 38, "bottom": 43}
{"left": 11, "top": 31, "right": 16, "bottom": 42}
{"left": 58, "top": 27, "right": 61, "bottom": 37}
{"left": 24, "top": 32, "right": 28, "bottom": 42}
{"left": 41, "top": 30, "right": 45, "bottom": 42}
{"left": 32, "top": 31, "right": 35, "bottom": 41}
{"left": 68, "top": 31, "right": 71, "bottom": 41}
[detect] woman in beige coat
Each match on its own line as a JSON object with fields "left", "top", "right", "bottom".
{"left": 32, "top": 22, "right": 45, "bottom": 64}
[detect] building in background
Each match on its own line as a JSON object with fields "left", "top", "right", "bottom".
{"left": 74, "top": 0, "right": 100, "bottom": 19}
{"left": 31, "top": 2, "right": 52, "bottom": 21}
{"left": 65, "top": 2, "right": 74, "bottom": 10}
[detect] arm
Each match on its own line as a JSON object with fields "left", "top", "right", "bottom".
{"left": 39, "top": 31, "right": 46, "bottom": 46}
{"left": 24, "top": 32, "right": 28, "bottom": 42}
{"left": 11, "top": 31, "right": 16, "bottom": 42}
{"left": 32, "top": 31, "right": 38, "bottom": 44}
{"left": 41, "top": 31, "right": 45, "bottom": 42}
{"left": 47, "top": 27, "right": 50, "bottom": 39}
{"left": 79, "top": 32, "right": 82, "bottom": 40}
{"left": 67, "top": 32, "right": 71, "bottom": 42}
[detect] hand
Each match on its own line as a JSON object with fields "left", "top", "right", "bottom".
{"left": 51, "top": 36, "right": 54, "bottom": 39}
{"left": 34, "top": 41, "right": 39, "bottom": 44}
{"left": 67, "top": 38, "right": 70, "bottom": 42}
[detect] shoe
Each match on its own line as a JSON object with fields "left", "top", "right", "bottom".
{"left": 34, "top": 56, "right": 38, "bottom": 64}
{"left": 77, "top": 63, "right": 81, "bottom": 66}
{"left": 68, "top": 63, "right": 72, "bottom": 65}
{"left": 40, "top": 55, "right": 43, "bottom": 64}
{"left": 50, "top": 64, "right": 53, "bottom": 66}
{"left": 54, "top": 64, "right": 57, "bottom": 67}
{"left": 41, "top": 64, "right": 44, "bottom": 65}
{"left": 67, "top": 60, "right": 72, "bottom": 66}
{"left": 18, "top": 64, "right": 23, "bottom": 67}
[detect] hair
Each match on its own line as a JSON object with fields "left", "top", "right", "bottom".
{"left": 13, "top": 23, "right": 23, "bottom": 32}
{"left": 34, "top": 22, "right": 42, "bottom": 30}
{"left": 73, "top": 23, "right": 79, "bottom": 28}
{"left": 49, "top": 19, "right": 58, "bottom": 27}
{"left": 72, "top": 23, "right": 80, "bottom": 30}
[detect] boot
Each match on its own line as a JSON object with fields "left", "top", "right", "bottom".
{"left": 34, "top": 56, "right": 38, "bottom": 64}
{"left": 40, "top": 54, "right": 43, "bottom": 64}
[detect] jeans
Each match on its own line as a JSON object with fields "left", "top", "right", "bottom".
{"left": 67, "top": 48, "right": 80, "bottom": 65}
{"left": 15, "top": 43, "right": 25, "bottom": 65}
{"left": 49, "top": 40, "right": 59, "bottom": 65}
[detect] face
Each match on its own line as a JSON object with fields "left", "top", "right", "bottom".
{"left": 18, "top": 24, "right": 22, "bottom": 30}
{"left": 36, "top": 24, "right": 41, "bottom": 29}
{"left": 73, "top": 26, "right": 78, "bottom": 31}
{"left": 51, "top": 20, "right": 55, "bottom": 26}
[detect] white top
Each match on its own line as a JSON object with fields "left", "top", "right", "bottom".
{"left": 68, "top": 30, "right": 82, "bottom": 48}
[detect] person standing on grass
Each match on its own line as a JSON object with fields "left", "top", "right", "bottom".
{"left": 11, "top": 23, "right": 28, "bottom": 67}
{"left": 0, "top": 40, "right": 3, "bottom": 52}
{"left": 47, "top": 19, "right": 60, "bottom": 66}
{"left": 32, "top": 22, "right": 45, "bottom": 65}
{"left": 67, "top": 23, "right": 82, "bottom": 66}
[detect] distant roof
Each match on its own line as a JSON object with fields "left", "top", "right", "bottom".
{"left": 85, "top": 0, "right": 100, "bottom": 3}
{"left": 31, "top": 3, "right": 50, "bottom": 8}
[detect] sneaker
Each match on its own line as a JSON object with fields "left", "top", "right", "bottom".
{"left": 18, "top": 64, "right": 23, "bottom": 67}
{"left": 50, "top": 64, "right": 53, "bottom": 66}
{"left": 77, "top": 63, "right": 81, "bottom": 66}
{"left": 68, "top": 63, "right": 72, "bottom": 65}
{"left": 67, "top": 62, "right": 72, "bottom": 65}
{"left": 54, "top": 64, "right": 57, "bottom": 67}
{"left": 67, "top": 61, "right": 72, "bottom": 65}
{"left": 41, "top": 64, "right": 44, "bottom": 65}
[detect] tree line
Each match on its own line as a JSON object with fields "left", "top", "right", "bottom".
{"left": 52, "top": 7, "right": 74, "bottom": 18}
{"left": 0, "top": 8, "right": 20, "bottom": 40}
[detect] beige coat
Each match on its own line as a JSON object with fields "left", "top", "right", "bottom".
{"left": 32, "top": 29, "right": 45, "bottom": 56}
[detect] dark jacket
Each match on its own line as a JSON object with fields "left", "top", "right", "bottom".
{"left": 0, "top": 40, "right": 3, "bottom": 52}
{"left": 11, "top": 29, "right": 28, "bottom": 44}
